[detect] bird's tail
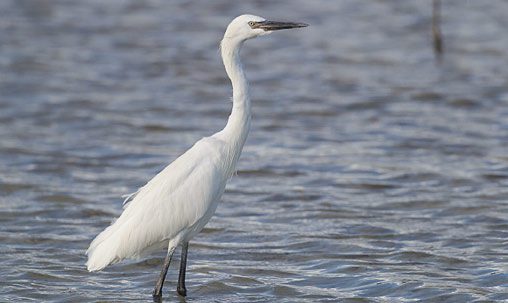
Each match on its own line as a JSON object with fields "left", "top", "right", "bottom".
{"left": 86, "top": 224, "right": 123, "bottom": 271}
{"left": 86, "top": 213, "right": 166, "bottom": 271}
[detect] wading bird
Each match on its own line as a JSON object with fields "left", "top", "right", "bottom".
{"left": 86, "top": 14, "right": 307, "bottom": 299}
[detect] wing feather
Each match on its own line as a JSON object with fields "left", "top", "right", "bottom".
{"left": 121, "top": 189, "right": 140, "bottom": 207}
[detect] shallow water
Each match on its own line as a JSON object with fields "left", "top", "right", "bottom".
{"left": 1, "top": 0, "right": 508, "bottom": 302}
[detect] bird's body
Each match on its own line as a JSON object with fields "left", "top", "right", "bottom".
{"left": 86, "top": 14, "right": 307, "bottom": 298}
{"left": 86, "top": 134, "right": 238, "bottom": 270}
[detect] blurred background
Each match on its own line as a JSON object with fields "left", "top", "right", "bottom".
{"left": 1, "top": 0, "right": 507, "bottom": 302}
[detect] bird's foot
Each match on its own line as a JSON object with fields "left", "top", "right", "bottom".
{"left": 177, "top": 286, "right": 187, "bottom": 297}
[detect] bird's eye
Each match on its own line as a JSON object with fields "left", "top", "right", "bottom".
{"left": 248, "top": 21, "right": 255, "bottom": 27}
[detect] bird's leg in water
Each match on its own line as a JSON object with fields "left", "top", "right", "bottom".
{"left": 153, "top": 247, "right": 175, "bottom": 299}
{"left": 177, "top": 242, "right": 189, "bottom": 296}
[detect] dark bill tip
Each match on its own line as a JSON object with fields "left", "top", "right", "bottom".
{"left": 251, "top": 20, "right": 309, "bottom": 31}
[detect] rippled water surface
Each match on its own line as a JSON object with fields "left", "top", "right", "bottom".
{"left": 1, "top": 0, "right": 508, "bottom": 302}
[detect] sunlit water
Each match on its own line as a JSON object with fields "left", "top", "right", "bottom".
{"left": 1, "top": 0, "right": 507, "bottom": 302}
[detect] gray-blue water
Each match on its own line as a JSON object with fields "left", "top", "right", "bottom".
{"left": 1, "top": 0, "right": 507, "bottom": 302}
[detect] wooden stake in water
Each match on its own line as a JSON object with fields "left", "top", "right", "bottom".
{"left": 432, "top": 0, "right": 444, "bottom": 61}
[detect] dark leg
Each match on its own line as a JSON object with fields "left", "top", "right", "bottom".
{"left": 153, "top": 247, "right": 175, "bottom": 300}
{"left": 177, "top": 242, "right": 189, "bottom": 297}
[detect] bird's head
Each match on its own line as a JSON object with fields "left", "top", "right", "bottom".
{"left": 223, "top": 14, "right": 308, "bottom": 41}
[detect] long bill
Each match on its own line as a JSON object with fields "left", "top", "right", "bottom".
{"left": 251, "top": 20, "right": 308, "bottom": 31}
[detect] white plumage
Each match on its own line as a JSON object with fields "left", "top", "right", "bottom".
{"left": 86, "top": 14, "right": 307, "bottom": 298}
{"left": 86, "top": 136, "right": 228, "bottom": 270}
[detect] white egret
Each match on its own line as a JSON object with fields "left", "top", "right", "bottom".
{"left": 86, "top": 14, "right": 307, "bottom": 299}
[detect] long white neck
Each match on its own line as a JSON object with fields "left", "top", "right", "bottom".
{"left": 215, "top": 37, "right": 251, "bottom": 155}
